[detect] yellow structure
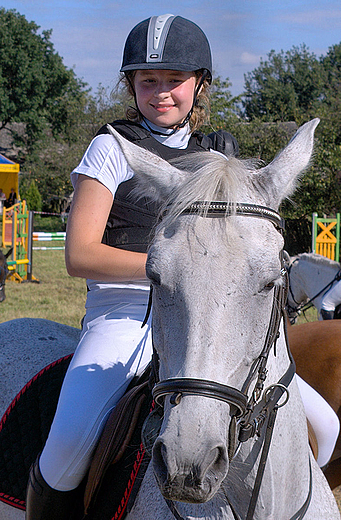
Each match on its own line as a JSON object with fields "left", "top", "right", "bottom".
{"left": 2, "top": 200, "right": 37, "bottom": 282}
{"left": 0, "top": 154, "right": 20, "bottom": 199}
{"left": 312, "top": 213, "right": 340, "bottom": 261}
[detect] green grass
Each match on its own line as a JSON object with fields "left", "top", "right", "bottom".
{"left": 1, "top": 242, "right": 86, "bottom": 329}
{"left": 296, "top": 305, "right": 319, "bottom": 324}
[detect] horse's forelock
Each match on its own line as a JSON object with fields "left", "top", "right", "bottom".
{"left": 159, "top": 153, "right": 251, "bottom": 225}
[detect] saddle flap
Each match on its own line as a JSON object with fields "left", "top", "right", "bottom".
{"left": 84, "top": 381, "right": 149, "bottom": 514}
{"left": 307, "top": 419, "right": 318, "bottom": 462}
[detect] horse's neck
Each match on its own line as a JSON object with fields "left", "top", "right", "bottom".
{"left": 298, "top": 259, "right": 338, "bottom": 305}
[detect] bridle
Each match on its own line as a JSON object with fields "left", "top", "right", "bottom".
{"left": 148, "top": 202, "right": 312, "bottom": 520}
{"left": 286, "top": 257, "right": 341, "bottom": 323}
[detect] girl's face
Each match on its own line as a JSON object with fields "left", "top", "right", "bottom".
{"left": 133, "top": 70, "right": 197, "bottom": 128}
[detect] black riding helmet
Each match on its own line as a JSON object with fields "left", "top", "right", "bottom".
{"left": 121, "top": 14, "right": 212, "bottom": 133}
{"left": 121, "top": 14, "right": 212, "bottom": 82}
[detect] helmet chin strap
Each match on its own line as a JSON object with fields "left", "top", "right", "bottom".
{"left": 126, "top": 70, "right": 208, "bottom": 137}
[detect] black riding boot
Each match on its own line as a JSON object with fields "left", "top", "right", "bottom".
{"left": 26, "top": 457, "right": 78, "bottom": 520}
{"left": 321, "top": 309, "right": 334, "bottom": 320}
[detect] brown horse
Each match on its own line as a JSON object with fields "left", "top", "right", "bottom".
{"left": 287, "top": 319, "right": 341, "bottom": 489}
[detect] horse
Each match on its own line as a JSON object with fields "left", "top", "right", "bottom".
{"left": 286, "top": 252, "right": 341, "bottom": 323}
{"left": 0, "top": 118, "right": 340, "bottom": 519}
{"left": 287, "top": 319, "right": 341, "bottom": 490}
{"left": 0, "top": 248, "right": 12, "bottom": 303}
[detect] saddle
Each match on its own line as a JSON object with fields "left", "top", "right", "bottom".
{"left": 307, "top": 420, "right": 318, "bottom": 462}
{"left": 83, "top": 367, "right": 155, "bottom": 516}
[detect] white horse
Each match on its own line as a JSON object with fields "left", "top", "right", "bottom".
{"left": 1, "top": 119, "right": 340, "bottom": 519}
{"left": 286, "top": 252, "right": 341, "bottom": 322}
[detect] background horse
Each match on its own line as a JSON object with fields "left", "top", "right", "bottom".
{"left": 0, "top": 119, "right": 339, "bottom": 519}
{"left": 0, "top": 248, "right": 12, "bottom": 303}
{"left": 287, "top": 320, "right": 341, "bottom": 489}
{"left": 286, "top": 252, "right": 341, "bottom": 322}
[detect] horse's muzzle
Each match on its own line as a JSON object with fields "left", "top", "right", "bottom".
{"left": 153, "top": 437, "right": 228, "bottom": 503}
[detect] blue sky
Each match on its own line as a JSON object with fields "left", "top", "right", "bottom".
{"left": 2, "top": 0, "right": 341, "bottom": 96}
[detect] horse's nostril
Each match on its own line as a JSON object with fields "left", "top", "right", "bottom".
{"left": 153, "top": 439, "right": 169, "bottom": 484}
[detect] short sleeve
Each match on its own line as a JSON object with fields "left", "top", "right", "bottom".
{"left": 71, "top": 134, "right": 134, "bottom": 195}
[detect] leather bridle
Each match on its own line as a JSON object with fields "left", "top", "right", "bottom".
{"left": 149, "top": 202, "right": 312, "bottom": 520}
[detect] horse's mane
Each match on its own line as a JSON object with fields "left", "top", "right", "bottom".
{"left": 159, "top": 152, "right": 254, "bottom": 226}
{"left": 298, "top": 252, "right": 340, "bottom": 269}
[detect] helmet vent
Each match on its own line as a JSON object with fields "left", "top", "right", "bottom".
{"left": 146, "top": 14, "right": 175, "bottom": 63}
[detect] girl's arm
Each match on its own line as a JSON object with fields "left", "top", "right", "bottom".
{"left": 65, "top": 174, "right": 147, "bottom": 282}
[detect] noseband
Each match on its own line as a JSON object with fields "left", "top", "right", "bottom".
{"left": 150, "top": 202, "right": 311, "bottom": 520}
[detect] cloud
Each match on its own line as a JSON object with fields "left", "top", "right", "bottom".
{"left": 281, "top": 8, "right": 341, "bottom": 28}
{"left": 240, "top": 52, "right": 261, "bottom": 66}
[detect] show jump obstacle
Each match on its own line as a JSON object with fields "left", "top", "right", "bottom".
{"left": 312, "top": 212, "right": 340, "bottom": 262}
{"left": 1, "top": 200, "right": 36, "bottom": 282}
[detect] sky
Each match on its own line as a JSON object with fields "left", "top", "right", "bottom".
{"left": 2, "top": 0, "right": 341, "bottom": 97}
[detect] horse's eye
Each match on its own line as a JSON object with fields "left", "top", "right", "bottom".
{"left": 260, "top": 281, "right": 276, "bottom": 294}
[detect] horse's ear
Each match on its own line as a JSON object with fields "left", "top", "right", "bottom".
{"left": 255, "top": 118, "right": 320, "bottom": 208}
{"left": 107, "top": 125, "right": 185, "bottom": 201}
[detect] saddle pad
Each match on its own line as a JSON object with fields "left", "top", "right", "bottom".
{"left": 0, "top": 355, "right": 73, "bottom": 510}
{"left": 0, "top": 354, "right": 155, "bottom": 520}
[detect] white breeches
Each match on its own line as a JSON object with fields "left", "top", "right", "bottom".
{"left": 296, "top": 374, "right": 340, "bottom": 467}
{"left": 40, "top": 287, "right": 152, "bottom": 491}
{"left": 321, "top": 280, "right": 341, "bottom": 311}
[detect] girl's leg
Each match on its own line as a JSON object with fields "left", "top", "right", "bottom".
{"left": 39, "top": 299, "right": 152, "bottom": 491}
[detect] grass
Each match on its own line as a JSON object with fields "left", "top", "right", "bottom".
{"left": 1, "top": 242, "right": 86, "bottom": 329}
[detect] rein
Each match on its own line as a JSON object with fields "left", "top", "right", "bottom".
{"left": 148, "top": 201, "right": 312, "bottom": 520}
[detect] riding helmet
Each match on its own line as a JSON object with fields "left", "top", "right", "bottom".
{"left": 120, "top": 14, "right": 212, "bottom": 83}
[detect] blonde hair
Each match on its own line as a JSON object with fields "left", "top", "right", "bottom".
{"left": 119, "top": 70, "right": 211, "bottom": 132}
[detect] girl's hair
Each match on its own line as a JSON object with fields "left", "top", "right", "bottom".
{"left": 119, "top": 70, "right": 211, "bottom": 132}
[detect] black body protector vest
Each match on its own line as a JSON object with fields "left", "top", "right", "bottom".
{"left": 97, "top": 120, "right": 239, "bottom": 253}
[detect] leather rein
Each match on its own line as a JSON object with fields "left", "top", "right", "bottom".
{"left": 148, "top": 202, "right": 312, "bottom": 520}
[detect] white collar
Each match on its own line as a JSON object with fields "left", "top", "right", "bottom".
{"left": 141, "top": 120, "right": 191, "bottom": 149}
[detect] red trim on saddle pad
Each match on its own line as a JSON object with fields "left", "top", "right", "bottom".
{"left": 0, "top": 355, "right": 73, "bottom": 511}
{"left": 0, "top": 355, "right": 73, "bottom": 435}
{"left": 0, "top": 493, "right": 26, "bottom": 511}
{"left": 112, "top": 442, "right": 146, "bottom": 520}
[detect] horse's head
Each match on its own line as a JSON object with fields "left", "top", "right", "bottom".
{"left": 0, "top": 248, "right": 11, "bottom": 303}
{"left": 109, "top": 119, "right": 319, "bottom": 504}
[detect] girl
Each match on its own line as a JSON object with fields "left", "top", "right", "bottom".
{"left": 25, "top": 14, "right": 238, "bottom": 519}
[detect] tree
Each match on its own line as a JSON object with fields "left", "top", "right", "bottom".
{"left": 22, "top": 179, "right": 42, "bottom": 211}
{"left": 243, "top": 45, "right": 324, "bottom": 122}
{"left": 0, "top": 8, "right": 88, "bottom": 151}
{"left": 201, "top": 76, "right": 241, "bottom": 132}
